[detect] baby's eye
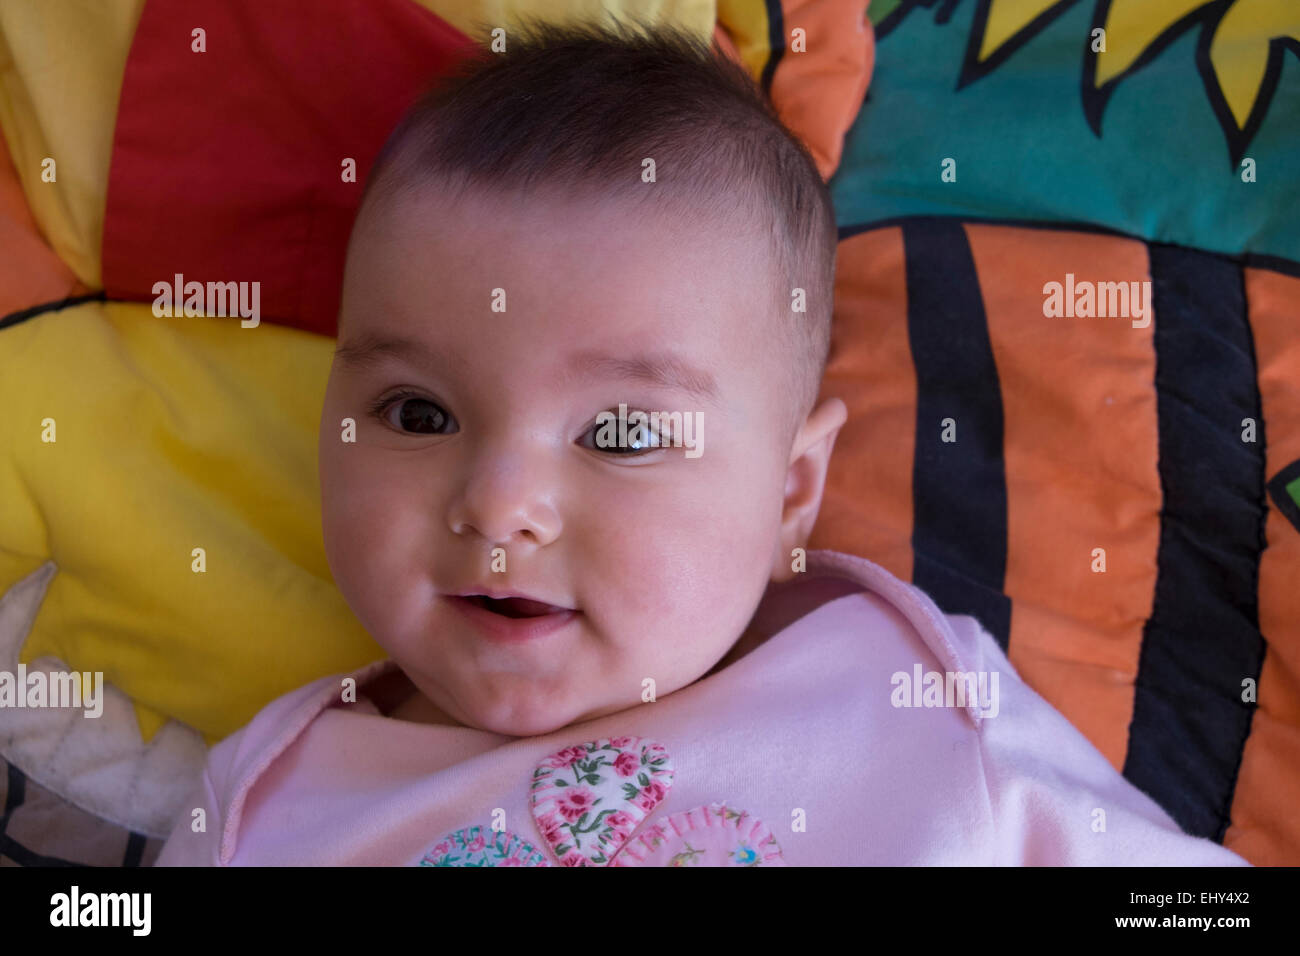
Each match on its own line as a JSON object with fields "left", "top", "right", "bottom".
{"left": 371, "top": 392, "right": 457, "bottom": 435}
{"left": 577, "top": 410, "right": 671, "bottom": 456}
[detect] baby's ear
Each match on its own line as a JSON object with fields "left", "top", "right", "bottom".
{"left": 771, "top": 397, "right": 847, "bottom": 583}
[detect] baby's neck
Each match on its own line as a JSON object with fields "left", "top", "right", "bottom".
{"left": 363, "top": 667, "right": 457, "bottom": 726}
{"left": 387, "top": 686, "right": 455, "bottom": 725}
{"left": 705, "top": 572, "right": 865, "bottom": 678}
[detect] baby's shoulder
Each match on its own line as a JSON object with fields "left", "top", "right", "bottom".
{"left": 206, "top": 660, "right": 393, "bottom": 802}
{"left": 802, "top": 549, "right": 1006, "bottom": 726}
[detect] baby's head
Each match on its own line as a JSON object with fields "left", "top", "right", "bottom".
{"left": 320, "top": 18, "right": 846, "bottom": 737}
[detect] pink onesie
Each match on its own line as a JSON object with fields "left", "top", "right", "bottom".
{"left": 154, "top": 548, "right": 1251, "bottom": 866}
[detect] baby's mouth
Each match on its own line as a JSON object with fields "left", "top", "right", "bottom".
{"left": 461, "top": 595, "right": 569, "bottom": 619}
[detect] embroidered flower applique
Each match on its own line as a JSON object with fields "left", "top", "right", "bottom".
{"left": 419, "top": 735, "right": 785, "bottom": 867}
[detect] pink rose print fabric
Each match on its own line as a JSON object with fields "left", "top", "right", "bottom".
{"left": 419, "top": 825, "right": 550, "bottom": 867}
{"left": 610, "top": 803, "right": 786, "bottom": 867}
{"left": 418, "top": 735, "right": 785, "bottom": 867}
{"left": 530, "top": 735, "right": 673, "bottom": 865}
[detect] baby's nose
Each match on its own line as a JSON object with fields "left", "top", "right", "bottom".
{"left": 445, "top": 452, "right": 562, "bottom": 548}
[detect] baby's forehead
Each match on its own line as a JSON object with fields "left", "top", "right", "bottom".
{"left": 352, "top": 183, "right": 771, "bottom": 311}
{"left": 342, "top": 180, "right": 788, "bottom": 387}
{"left": 358, "top": 174, "right": 770, "bottom": 263}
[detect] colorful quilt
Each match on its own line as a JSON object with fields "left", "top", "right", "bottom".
{"left": 1, "top": 0, "right": 1296, "bottom": 866}
{"left": 810, "top": 0, "right": 1300, "bottom": 866}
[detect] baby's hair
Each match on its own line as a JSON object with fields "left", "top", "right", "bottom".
{"left": 354, "top": 15, "right": 837, "bottom": 432}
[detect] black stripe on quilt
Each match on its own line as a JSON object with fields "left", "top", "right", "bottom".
{"left": 1, "top": 760, "right": 24, "bottom": 830}
{"left": 758, "top": 0, "right": 785, "bottom": 96}
{"left": 0, "top": 762, "right": 82, "bottom": 866}
{"left": 0, "top": 291, "right": 107, "bottom": 331}
{"left": 123, "top": 830, "right": 149, "bottom": 867}
{"left": 0, "top": 832, "right": 83, "bottom": 867}
{"left": 1122, "top": 243, "right": 1267, "bottom": 842}
{"left": 902, "top": 218, "right": 1012, "bottom": 650}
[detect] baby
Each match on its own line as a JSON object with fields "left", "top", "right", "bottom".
{"left": 156, "top": 19, "right": 1248, "bottom": 867}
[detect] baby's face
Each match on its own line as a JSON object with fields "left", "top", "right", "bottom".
{"left": 321, "top": 185, "right": 821, "bottom": 737}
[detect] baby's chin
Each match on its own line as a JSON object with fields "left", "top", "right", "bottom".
{"left": 419, "top": 673, "right": 634, "bottom": 739}
{"left": 458, "top": 694, "right": 623, "bottom": 739}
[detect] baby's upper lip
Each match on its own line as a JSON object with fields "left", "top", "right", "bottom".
{"left": 450, "top": 587, "right": 575, "bottom": 611}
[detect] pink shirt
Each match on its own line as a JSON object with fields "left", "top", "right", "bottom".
{"left": 155, "top": 549, "right": 1250, "bottom": 866}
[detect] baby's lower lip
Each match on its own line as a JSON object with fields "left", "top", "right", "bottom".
{"left": 445, "top": 595, "right": 579, "bottom": 643}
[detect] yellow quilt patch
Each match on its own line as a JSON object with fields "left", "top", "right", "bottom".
{"left": 0, "top": 302, "right": 382, "bottom": 745}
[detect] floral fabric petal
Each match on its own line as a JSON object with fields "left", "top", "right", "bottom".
{"left": 610, "top": 803, "right": 786, "bottom": 867}
{"left": 530, "top": 735, "right": 674, "bottom": 866}
{"left": 418, "top": 825, "right": 551, "bottom": 867}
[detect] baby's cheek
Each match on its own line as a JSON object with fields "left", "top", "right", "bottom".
{"left": 650, "top": 462, "right": 775, "bottom": 579}
{"left": 593, "top": 494, "right": 771, "bottom": 658}
{"left": 323, "top": 466, "right": 431, "bottom": 634}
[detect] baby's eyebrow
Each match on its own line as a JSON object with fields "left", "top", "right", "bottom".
{"left": 568, "top": 350, "right": 721, "bottom": 406}
{"left": 334, "top": 334, "right": 721, "bottom": 406}
{"left": 333, "top": 333, "right": 440, "bottom": 372}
